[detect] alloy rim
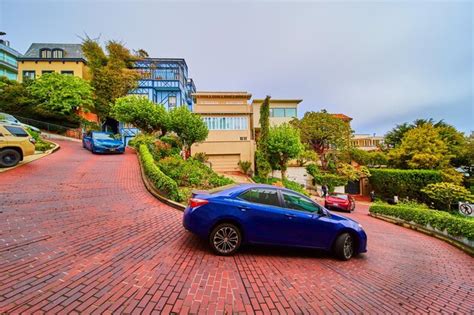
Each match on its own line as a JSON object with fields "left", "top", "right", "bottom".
{"left": 343, "top": 236, "right": 353, "bottom": 259}
{"left": 213, "top": 226, "right": 239, "bottom": 254}
{"left": 3, "top": 154, "right": 15, "bottom": 165}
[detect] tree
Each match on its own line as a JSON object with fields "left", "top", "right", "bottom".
{"left": 81, "top": 37, "right": 140, "bottom": 122}
{"left": 256, "top": 95, "right": 272, "bottom": 178}
{"left": 28, "top": 72, "right": 93, "bottom": 115}
{"left": 291, "top": 110, "right": 352, "bottom": 170}
{"left": 384, "top": 119, "right": 465, "bottom": 165}
{"left": 421, "top": 182, "right": 473, "bottom": 211}
{"left": 111, "top": 95, "right": 169, "bottom": 134}
{"left": 388, "top": 124, "right": 450, "bottom": 169}
{"left": 169, "top": 106, "right": 208, "bottom": 158}
{"left": 266, "top": 124, "right": 304, "bottom": 181}
{"left": 296, "top": 149, "right": 318, "bottom": 167}
{"left": 350, "top": 148, "right": 388, "bottom": 167}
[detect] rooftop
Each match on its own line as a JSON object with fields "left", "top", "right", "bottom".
{"left": 331, "top": 113, "right": 353, "bottom": 122}
{"left": 192, "top": 91, "right": 252, "bottom": 99}
{"left": 20, "top": 43, "right": 85, "bottom": 60}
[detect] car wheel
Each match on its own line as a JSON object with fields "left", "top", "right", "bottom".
{"left": 333, "top": 233, "right": 355, "bottom": 261}
{"left": 0, "top": 149, "right": 21, "bottom": 168}
{"left": 209, "top": 223, "right": 242, "bottom": 256}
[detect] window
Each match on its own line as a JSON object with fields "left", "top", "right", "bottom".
{"left": 42, "top": 70, "right": 54, "bottom": 75}
{"left": 40, "top": 49, "right": 51, "bottom": 58}
{"left": 168, "top": 96, "right": 177, "bottom": 109}
{"left": 52, "top": 49, "right": 64, "bottom": 58}
{"left": 4, "top": 126, "right": 29, "bottom": 137}
{"left": 239, "top": 189, "right": 280, "bottom": 207}
{"left": 271, "top": 108, "right": 285, "bottom": 117}
{"left": 203, "top": 117, "right": 248, "bottom": 130}
{"left": 282, "top": 192, "right": 320, "bottom": 213}
{"left": 61, "top": 70, "right": 74, "bottom": 76}
{"left": 270, "top": 108, "right": 297, "bottom": 118}
{"left": 22, "top": 70, "right": 36, "bottom": 80}
{"left": 240, "top": 137, "right": 247, "bottom": 141}
{"left": 285, "top": 108, "right": 297, "bottom": 117}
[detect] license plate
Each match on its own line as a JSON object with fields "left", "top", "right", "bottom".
{"left": 332, "top": 203, "right": 339, "bottom": 207}
{"left": 109, "top": 148, "right": 116, "bottom": 151}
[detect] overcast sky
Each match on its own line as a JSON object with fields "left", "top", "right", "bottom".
{"left": 1, "top": 0, "right": 472, "bottom": 135}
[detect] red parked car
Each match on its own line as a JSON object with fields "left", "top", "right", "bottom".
{"left": 324, "top": 193, "right": 355, "bottom": 212}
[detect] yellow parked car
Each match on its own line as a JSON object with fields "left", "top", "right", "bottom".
{"left": 0, "top": 122, "right": 36, "bottom": 167}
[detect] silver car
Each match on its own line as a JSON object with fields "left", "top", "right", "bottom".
{"left": 0, "top": 112, "right": 41, "bottom": 133}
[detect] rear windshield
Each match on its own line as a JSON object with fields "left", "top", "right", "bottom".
{"left": 4, "top": 126, "right": 29, "bottom": 137}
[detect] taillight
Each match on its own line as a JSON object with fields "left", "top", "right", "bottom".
{"left": 189, "top": 198, "right": 209, "bottom": 208}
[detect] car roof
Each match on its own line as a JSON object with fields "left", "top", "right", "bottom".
{"left": 224, "top": 183, "right": 303, "bottom": 195}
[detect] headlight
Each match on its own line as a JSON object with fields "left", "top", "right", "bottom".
{"left": 358, "top": 223, "right": 363, "bottom": 229}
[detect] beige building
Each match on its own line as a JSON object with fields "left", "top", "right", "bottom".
{"left": 351, "top": 134, "right": 384, "bottom": 151}
{"left": 252, "top": 99, "right": 301, "bottom": 129}
{"left": 191, "top": 93, "right": 303, "bottom": 172}
{"left": 191, "top": 92, "right": 256, "bottom": 172}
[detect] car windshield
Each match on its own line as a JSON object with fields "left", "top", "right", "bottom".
{"left": 331, "top": 194, "right": 348, "bottom": 200}
{"left": 0, "top": 113, "right": 18, "bottom": 123}
{"left": 93, "top": 133, "right": 116, "bottom": 140}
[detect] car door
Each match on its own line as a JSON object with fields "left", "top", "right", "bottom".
{"left": 280, "top": 191, "right": 334, "bottom": 249}
{"left": 237, "top": 188, "right": 298, "bottom": 246}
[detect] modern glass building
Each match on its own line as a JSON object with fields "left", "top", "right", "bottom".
{"left": 0, "top": 39, "right": 21, "bottom": 81}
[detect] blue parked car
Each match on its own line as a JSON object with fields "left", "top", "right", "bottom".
{"left": 82, "top": 131, "right": 125, "bottom": 154}
{"left": 183, "top": 184, "right": 367, "bottom": 260}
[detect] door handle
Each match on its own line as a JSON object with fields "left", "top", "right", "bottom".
{"left": 285, "top": 213, "right": 296, "bottom": 219}
{"left": 239, "top": 206, "right": 250, "bottom": 212}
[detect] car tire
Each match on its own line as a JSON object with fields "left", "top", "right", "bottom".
{"left": 333, "top": 232, "right": 355, "bottom": 261}
{"left": 209, "top": 223, "right": 242, "bottom": 256}
{"left": 0, "top": 149, "right": 21, "bottom": 168}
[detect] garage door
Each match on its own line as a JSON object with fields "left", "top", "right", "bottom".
{"left": 208, "top": 154, "right": 240, "bottom": 172}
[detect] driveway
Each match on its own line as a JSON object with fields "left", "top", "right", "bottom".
{"left": 1, "top": 140, "right": 473, "bottom": 314}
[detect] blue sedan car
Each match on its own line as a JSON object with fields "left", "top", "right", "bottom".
{"left": 82, "top": 131, "right": 125, "bottom": 154}
{"left": 183, "top": 184, "right": 367, "bottom": 260}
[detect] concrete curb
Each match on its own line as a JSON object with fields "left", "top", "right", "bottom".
{"left": 133, "top": 148, "right": 186, "bottom": 211}
{"left": 369, "top": 213, "right": 474, "bottom": 257}
{"left": 0, "top": 140, "right": 60, "bottom": 173}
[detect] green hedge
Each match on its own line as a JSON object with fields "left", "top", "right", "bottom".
{"left": 139, "top": 144, "right": 182, "bottom": 202}
{"left": 369, "top": 203, "right": 474, "bottom": 240}
{"left": 369, "top": 168, "right": 442, "bottom": 201}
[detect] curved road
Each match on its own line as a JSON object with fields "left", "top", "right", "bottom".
{"left": 1, "top": 140, "right": 473, "bottom": 314}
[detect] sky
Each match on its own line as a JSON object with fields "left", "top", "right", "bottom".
{"left": 1, "top": 0, "right": 472, "bottom": 136}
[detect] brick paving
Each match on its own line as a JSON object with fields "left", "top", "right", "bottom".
{"left": 1, "top": 140, "right": 473, "bottom": 314}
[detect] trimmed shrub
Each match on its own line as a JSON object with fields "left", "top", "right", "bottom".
{"left": 158, "top": 155, "right": 233, "bottom": 189}
{"left": 306, "top": 164, "right": 347, "bottom": 193}
{"left": 369, "top": 203, "right": 474, "bottom": 240}
{"left": 238, "top": 160, "right": 252, "bottom": 175}
{"left": 129, "top": 134, "right": 155, "bottom": 149}
{"left": 139, "top": 144, "right": 181, "bottom": 202}
{"left": 369, "top": 168, "right": 442, "bottom": 201}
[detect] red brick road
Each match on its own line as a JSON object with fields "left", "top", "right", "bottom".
{"left": 1, "top": 140, "right": 473, "bottom": 314}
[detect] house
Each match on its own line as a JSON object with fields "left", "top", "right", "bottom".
{"left": 17, "top": 43, "right": 89, "bottom": 82}
{"left": 130, "top": 58, "right": 196, "bottom": 111}
{"left": 191, "top": 94, "right": 303, "bottom": 173}
{"left": 0, "top": 37, "right": 21, "bottom": 81}
{"left": 351, "top": 134, "right": 384, "bottom": 151}
{"left": 251, "top": 99, "right": 301, "bottom": 139}
{"left": 191, "top": 91, "right": 255, "bottom": 172}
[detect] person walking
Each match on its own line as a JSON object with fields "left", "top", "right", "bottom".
{"left": 322, "top": 184, "right": 328, "bottom": 197}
